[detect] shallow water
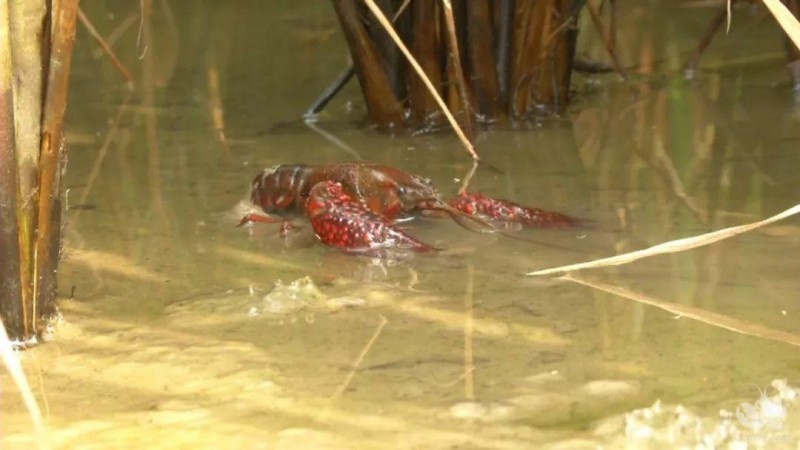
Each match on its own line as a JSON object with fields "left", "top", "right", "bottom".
{"left": 3, "top": 1, "right": 800, "bottom": 449}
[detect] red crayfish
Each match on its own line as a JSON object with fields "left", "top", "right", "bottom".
{"left": 240, "top": 162, "right": 583, "bottom": 254}
{"left": 305, "top": 181, "right": 436, "bottom": 253}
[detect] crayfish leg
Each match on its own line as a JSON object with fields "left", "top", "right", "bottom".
{"left": 237, "top": 213, "right": 285, "bottom": 227}
{"left": 279, "top": 221, "right": 299, "bottom": 237}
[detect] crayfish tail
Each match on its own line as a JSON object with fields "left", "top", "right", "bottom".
{"left": 448, "top": 192, "right": 586, "bottom": 230}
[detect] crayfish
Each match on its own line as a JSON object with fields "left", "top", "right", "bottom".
{"left": 239, "top": 162, "right": 582, "bottom": 254}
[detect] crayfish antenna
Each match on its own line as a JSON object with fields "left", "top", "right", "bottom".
{"left": 426, "top": 203, "right": 497, "bottom": 234}
{"left": 433, "top": 203, "right": 585, "bottom": 252}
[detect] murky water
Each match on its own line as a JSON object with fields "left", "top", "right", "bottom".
{"left": 3, "top": 1, "right": 800, "bottom": 449}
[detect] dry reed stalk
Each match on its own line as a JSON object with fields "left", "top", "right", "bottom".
{"left": 362, "top": 0, "right": 479, "bottom": 160}
{"left": 466, "top": 0, "right": 502, "bottom": 118}
{"left": 0, "top": 0, "right": 25, "bottom": 338}
{"left": 780, "top": 0, "right": 800, "bottom": 86}
{"left": 637, "top": 127, "right": 708, "bottom": 224}
{"left": 527, "top": 202, "right": 800, "bottom": 276}
{"left": 458, "top": 160, "right": 479, "bottom": 195}
{"left": 762, "top": 0, "right": 800, "bottom": 51}
{"left": 511, "top": 0, "right": 575, "bottom": 115}
{"left": 585, "top": 0, "right": 627, "bottom": 79}
{"left": 463, "top": 263, "right": 475, "bottom": 400}
{"left": 207, "top": 58, "right": 230, "bottom": 157}
{"left": 34, "top": 0, "right": 80, "bottom": 330}
{"left": 683, "top": 2, "right": 730, "bottom": 73}
{"left": 563, "top": 274, "right": 800, "bottom": 347}
{"left": 442, "top": 0, "right": 475, "bottom": 141}
{"left": 330, "top": 315, "right": 388, "bottom": 401}
{"left": 77, "top": 8, "right": 133, "bottom": 87}
{"left": 332, "top": 0, "right": 405, "bottom": 129}
{"left": 91, "top": 13, "right": 137, "bottom": 59}
{"left": 365, "top": 0, "right": 406, "bottom": 101}
{"left": 305, "top": 0, "right": 409, "bottom": 118}
{"left": 0, "top": 319, "right": 47, "bottom": 448}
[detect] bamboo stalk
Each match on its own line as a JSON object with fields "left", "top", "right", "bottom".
{"left": 0, "top": 0, "right": 24, "bottom": 339}
{"left": 34, "top": 0, "right": 80, "bottom": 330}
{"left": 442, "top": 0, "right": 475, "bottom": 141}
{"left": 332, "top": 0, "right": 405, "bottom": 129}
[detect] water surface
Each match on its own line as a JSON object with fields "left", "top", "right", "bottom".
{"left": 2, "top": 1, "right": 800, "bottom": 448}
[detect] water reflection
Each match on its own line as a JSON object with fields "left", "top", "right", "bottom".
{"left": 2, "top": 0, "right": 799, "bottom": 448}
